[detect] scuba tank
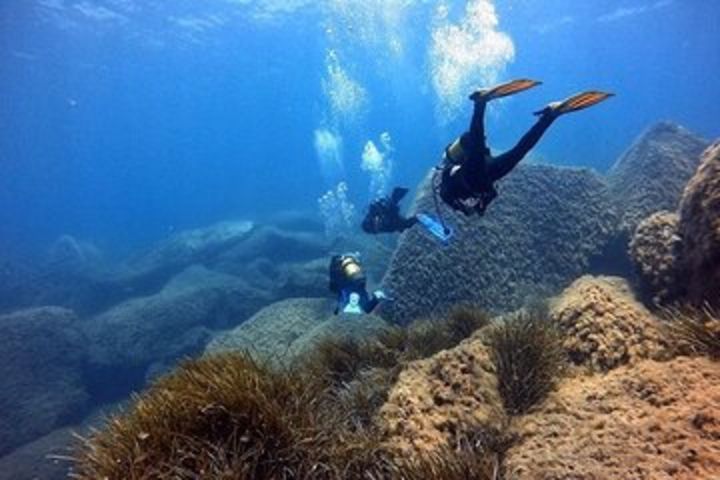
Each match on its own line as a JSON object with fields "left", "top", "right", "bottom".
{"left": 328, "top": 253, "right": 366, "bottom": 294}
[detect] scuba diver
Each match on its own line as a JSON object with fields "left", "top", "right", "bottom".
{"left": 362, "top": 187, "right": 453, "bottom": 244}
{"left": 437, "top": 79, "right": 613, "bottom": 216}
{"left": 328, "top": 253, "right": 387, "bottom": 315}
{"left": 361, "top": 187, "right": 417, "bottom": 234}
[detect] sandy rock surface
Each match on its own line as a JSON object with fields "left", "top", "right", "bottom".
{"left": 378, "top": 330, "right": 505, "bottom": 455}
{"left": 629, "top": 211, "right": 682, "bottom": 305}
{"left": 505, "top": 356, "right": 720, "bottom": 480}
{"left": 550, "top": 276, "right": 670, "bottom": 371}
{"left": 678, "top": 140, "right": 720, "bottom": 307}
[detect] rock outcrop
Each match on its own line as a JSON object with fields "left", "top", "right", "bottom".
{"left": 628, "top": 140, "right": 720, "bottom": 307}
{"left": 0, "top": 427, "right": 76, "bottom": 480}
{"left": 206, "top": 297, "right": 390, "bottom": 365}
{"left": 114, "top": 220, "right": 256, "bottom": 298}
{"left": 84, "top": 265, "right": 269, "bottom": 370}
{"left": 629, "top": 211, "right": 682, "bottom": 304}
{"left": 608, "top": 122, "right": 708, "bottom": 234}
{"left": 0, "top": 307, "right": 89, "bottom": 457}
{"left": 381, "top": 164, "right": 617, "bottom": 325}
{"left": 678, "top": 141, "right": 720, "bottom": 307}
{"left": 505, "top": 356, "right": 720, "bottom": 479}
{"left": 550, "top": 275, "right": 670, "bottom": 372}
{"left": 378, "top": 330, "right": 505, "bottom": 456}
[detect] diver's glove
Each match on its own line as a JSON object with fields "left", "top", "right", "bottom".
{"left": 373, "top": 290, "right": 395, "bottom": 302}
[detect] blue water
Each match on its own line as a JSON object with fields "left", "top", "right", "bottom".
{"left": 1, "top": 0, "right": 718, "bottom": 256}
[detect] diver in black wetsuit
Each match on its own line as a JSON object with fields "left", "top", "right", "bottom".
{"left": 361, "top": 187, "right": 418, "bottom": 234}
{"left": 437, "top": 79, "right": 613, "bottom": 216}
{"left": 328, "top": 253, "right": 387, "bottom": 315}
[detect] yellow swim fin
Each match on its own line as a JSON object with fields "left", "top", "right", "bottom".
{"left": 469, "top": 79, "right": 542, "bottom": 102}
{"left": 534, "top": 91, "right": 614, "bottom": 116}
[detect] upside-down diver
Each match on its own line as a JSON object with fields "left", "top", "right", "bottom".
{"left": 437, "top": 79, "right": 613, "bottom": 216}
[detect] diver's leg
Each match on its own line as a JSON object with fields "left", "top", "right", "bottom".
{"left": 456, "top": 100, "right": 491, "bottom": 182}
{"left": 486, "top": 112, "right": 555, "bottom": 181}
{"left": 463, "top": 100, "right": 489, "bottom": 153}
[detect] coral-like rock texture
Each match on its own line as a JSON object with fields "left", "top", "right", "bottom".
{"left": 678, "top": 141, "right": 720, "bottom": 307}
{"left": 550, "top": 276, "right": 669, "bottom": 371}
{"left": 505, "top": 356, "right": 720, "bottom": 479}
{"left": 0, "top": 307, "right": 89, "bottom": 457}
{"left": 206, "top": 297, "right": 389, "bottom": 365}
{"left": 382, "top": 164, "right": 616, "bottom": 325}
{"left": 608, "top": 122, "right": 708, "bottom": 234}
{"left": 629, "top": 211, "right": 682, "bottom": 304}
{"left": 378, "top": 331, "right": 505, "bottom": 456}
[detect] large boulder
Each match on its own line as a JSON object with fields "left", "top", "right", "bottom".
{"left": 629, "top": 211, "right": 683, "bottom": 305}
{"left": 210, "top": 225, "right": 329, "bottom": 271}
{"left": 627, "top": 140, "right": 720, "bottom": 308}
{"left": 206, "top": 297, "right": 390, "bottom": 366}
{"left": 608, "top": 122, "right": 708, "bottom": 234}
{"left": 0, "top": 403, "right": 122, "bottom": 480}
{"left": 0, "top": 427, "right": 76, "bottom": 480}
{"left": 678, "top": 141, "right": 720, "bottom": 307}
{"left": 505, "top": 356, "right": 720, "bottom": 479}
{"left": 0, "top": 307, "right": 89, "bottom": 457}
{"left": 0, "top": 222, "right": 256, "bottom": 317}
{"left": 115, "top": 220, "right": 255, "bottom": 298}
{"left": 378, "top": 329, "right": 504, "bottom": 456}
{"left": 381, "top": 164, "right": 617, "bottom": 325}
{"left": 84, "top": 265, "right": 269, "bottom": 371}
{"left": 550, "top": 275, "right": 670, "bottom": 372}
{"left": 0, "top": 237, "right": 114, "bottom": 316}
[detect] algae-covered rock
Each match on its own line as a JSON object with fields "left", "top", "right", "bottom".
{"left": 206, "top": 297, "right": 390, "bottom": 366}
{"left": 608, "top": 122, "right": 708, "bottom": 234}
{"left": 678, "top": 140, "right": 720, "bottom": 308}
{"left": 378, "top": 330, "right": 505, "bottom": 456}
{"left": 629, "top": 211, "right": 683, "bottom": 305}
{"left": 115, "top": 220, "right": 255, "bottom": 297}
{"left": 0, "top": 427, "right": 76, "bottom": 480}
{"left": 0, "top": 307, "right": 89, "bottom": 457}
{"left": 381, "top": 164, "right": 616, "bottom": 325}
{"left": 85, "top": 265, "right": 269, "bottom": 369}
{"left": 550, "top": 275, "right": 670, "bottom": 371}
{"left": 505, "top": 356, "right": 720, "bottom": 479}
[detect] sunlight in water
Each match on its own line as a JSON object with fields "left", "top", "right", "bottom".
{"left": 429, "top": 0, "right": 515, "bottom": 122}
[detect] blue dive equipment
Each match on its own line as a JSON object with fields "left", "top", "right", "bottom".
{"left": 417, "top": 213, "right": 453, "bottom": 245}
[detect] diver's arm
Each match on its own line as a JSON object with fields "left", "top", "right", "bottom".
{"left": 399, "top": 215, "right": 419, "bottom": 232}
{"left": 362, "top": 292, "right": 380, "bottom": 314}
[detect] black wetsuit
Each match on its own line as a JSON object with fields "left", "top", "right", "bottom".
{"left": 328, "top": 255, "right": 381, "bottom": 315}
{"left": 362, "top": 198, "right": 418, "bottom": 233}
{"left": 439, "top": 100, "right": 556, "bottom": 216}
{"left": 361, "top": 190, "right": 418, "bottom": 234}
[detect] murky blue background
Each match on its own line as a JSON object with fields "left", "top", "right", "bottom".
{"left": 1, "top": 0, "right": 718, "bottom": 255}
